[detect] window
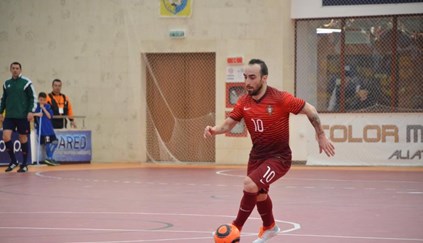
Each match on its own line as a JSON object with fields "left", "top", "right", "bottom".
{"left": 296, "top": 15, "right": 423, "bottom": 112}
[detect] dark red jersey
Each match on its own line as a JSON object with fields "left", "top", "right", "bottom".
{"left": 229, "top": 86, "right": 305, "bottom": 160}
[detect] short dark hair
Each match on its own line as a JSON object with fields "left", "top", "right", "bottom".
{"left": 248, "top": 59, "right": 268, "bottom": 76}
{"left": 10, "top": 62, "right": 22, "bottom": 69}
{"left": 38, "top": 92, "right": 47, "bottom": 98}
{"left": 52, "top": 79, "right": 62, "bottom": 85}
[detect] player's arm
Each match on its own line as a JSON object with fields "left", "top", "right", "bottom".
{"left": 204, "top": 117, "right": 238, "bottom": 138}
{"left": 33, "top": 106, "right": 42, "bottom": 117}
{"left": 41, "top": 105, "right": 52, "bottom": 119}
{"left": 25, "top": 82, "right": 37, "bottom": 122}
{"left": 299, "top": 102, "right": 335, "bottom": 157}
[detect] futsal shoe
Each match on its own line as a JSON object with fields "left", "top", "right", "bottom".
{"left": 5, "top": 162, "right": 19, "bottom": 172}
{"left": 252, "top": 224, "right": 280, "bottom": 243}
{"left": 44, "top": 159, "right": 58, "bottom": 166}
{"left": 17, "top": 165, "right": 28, "bottom": 173}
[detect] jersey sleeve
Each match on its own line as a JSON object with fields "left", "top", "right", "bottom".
{"left": 23, "top": 79, "right": 37, "bottom": 113}
{"left": 282, "top": 92, "right": 306, "bottom": 114}
{"left": 0, "top": 82, "right": 7, "bottom": 114}
{"left": 228, "top": 96, "right": 245, "bottom": 121}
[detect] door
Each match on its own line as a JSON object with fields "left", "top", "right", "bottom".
{"left": 145, "top": 53, "right": 216, "bottom": 162}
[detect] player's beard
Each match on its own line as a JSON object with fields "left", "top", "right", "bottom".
{"left": 247, "top": 81, "right": 264, "bottom": 96}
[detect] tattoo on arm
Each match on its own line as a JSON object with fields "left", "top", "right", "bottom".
{"left": 308, "top": 113, "right": 324, "bottom": 135}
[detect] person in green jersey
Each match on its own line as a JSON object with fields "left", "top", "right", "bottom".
{"left": 0, "top": 62, "right": 37, "bottom": 173}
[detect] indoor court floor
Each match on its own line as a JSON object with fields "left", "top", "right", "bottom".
{"left": 1, "top": 163, "right": 423, "bottom": 243}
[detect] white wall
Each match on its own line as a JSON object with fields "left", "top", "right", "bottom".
{"left": 0, "top": 0, "right": 294, "bottom": 164}
{"left": 1, "top": 0, "right": 419, "bottom": 164}
{"left": 291, "top": 0, "right": 423, "bottom": 19}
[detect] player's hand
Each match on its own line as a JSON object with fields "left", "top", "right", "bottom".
{"left": 27, "top": 112, "right": 34, "bottom": 122}
{"left": 317, "top": 133, "right": 335, "bottom": 157}
{"left": 70, "top": 121, "right": 77, "bottom": 129}
{"left": 203, "top": 125, "right": 215, "bottom": 139}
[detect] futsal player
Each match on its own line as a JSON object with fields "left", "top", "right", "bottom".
{"left": 204, "top": 59, "right": 335, "bottom": 242}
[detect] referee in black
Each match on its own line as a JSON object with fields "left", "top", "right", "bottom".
{"left": 0, "top": 62, "right": 37, "bottom": 172}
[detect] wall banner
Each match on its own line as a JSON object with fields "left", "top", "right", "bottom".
{"left": 29, "top": 130, "right": 92, "bottom": 164}
{"left": 307, "top": 113, "right": 422, "bottom": 166}
{"left": 52, "top": 130, "right": 92, "bottom": 162}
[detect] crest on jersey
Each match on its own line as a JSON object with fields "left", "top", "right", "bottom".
{"left": 266, "top": 105, "right": 273, "bottom": 115}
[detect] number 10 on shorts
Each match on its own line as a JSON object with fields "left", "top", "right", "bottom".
{"left": 260, "top": 165, "right": 276, "bottom": 185}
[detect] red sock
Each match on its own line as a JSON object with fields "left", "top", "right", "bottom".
{"left": 256, "top": 195, "right": 275, "bottom": 228}
{"left": 232, "top": 191, "right": 257, "bottom": 231}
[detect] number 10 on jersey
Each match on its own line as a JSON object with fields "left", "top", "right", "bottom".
{"left": 251, "top": 118, "right": 264, "bottom": 132}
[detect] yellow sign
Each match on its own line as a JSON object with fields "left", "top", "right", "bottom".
{"left": 160, "top": 0, "right": 192, "bottom": 17}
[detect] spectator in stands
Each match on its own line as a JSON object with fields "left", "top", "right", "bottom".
{"left": 327, "top": 65, "right": 375, "bottom": 111}
{"left": 349, "top": 77, "right": 379, "bottom": 111}
{"left": 34, "top": 92, "right": 59, "bottom": 166}
{"left": 0, "top": 62, "right": 37, "bottom": 173}
{"left": 46, "top": 79, "right": 76, "bottom": 129}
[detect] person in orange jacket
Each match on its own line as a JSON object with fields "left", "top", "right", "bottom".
{"left": 46, "top": 79, "right": 76, "bottom": 129}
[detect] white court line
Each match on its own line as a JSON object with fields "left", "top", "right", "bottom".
{"left": 0, "top": 226, "right": 212, "bottom": 234}
{"left": 0, "top": 211, "right": 300, "bottom": 242}
{"left": 0, "top": 226, "right": 227, "bottom": 243}
{"left": 216, "top": 170, "right": 244, "bottom": 178}
{"left": 69, "top": 236, "right": 240, "bottom": 243}
{"left": 68, "top": 233, "right": 259, "bottom": 243}
{"left": 398, "top": 191, "right": 423, "bottom": 194}
{"left": 216, "top": 170, "right": 423, "bottom": 184}
{"left": 35, "top": 171, "right": 423, "bottom": 190}
{"left": 1, "top": 226, "right": 421, "bottom": 243}
{"left": 283, "top": 233, "right": 423, "bottom": 242}
{"left": 69, "top": 232, "right": 423, "bottom": 243}
{"left": 0, "top": 226, "right": 257, "bottom": 243}
{"left": 0, "top": 211, "right": 299, "bottom": 232}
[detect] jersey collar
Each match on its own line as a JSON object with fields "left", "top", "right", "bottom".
{"left": 252, "top": 86, "right": 269, "bottom": 103}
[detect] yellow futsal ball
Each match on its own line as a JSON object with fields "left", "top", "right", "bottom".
{"left": 214, "top": 224, "right": 240, "bottom": 243}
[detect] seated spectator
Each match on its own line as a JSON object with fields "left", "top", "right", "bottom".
{"left": 327, "top": 65, "right": 376, "bottom": 111}
{"left": 349, "top": 77, "right": 379, "bottom": 111}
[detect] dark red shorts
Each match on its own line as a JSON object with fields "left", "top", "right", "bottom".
{"left": 247, "top": 157, "right": 291, "bottom": 193}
